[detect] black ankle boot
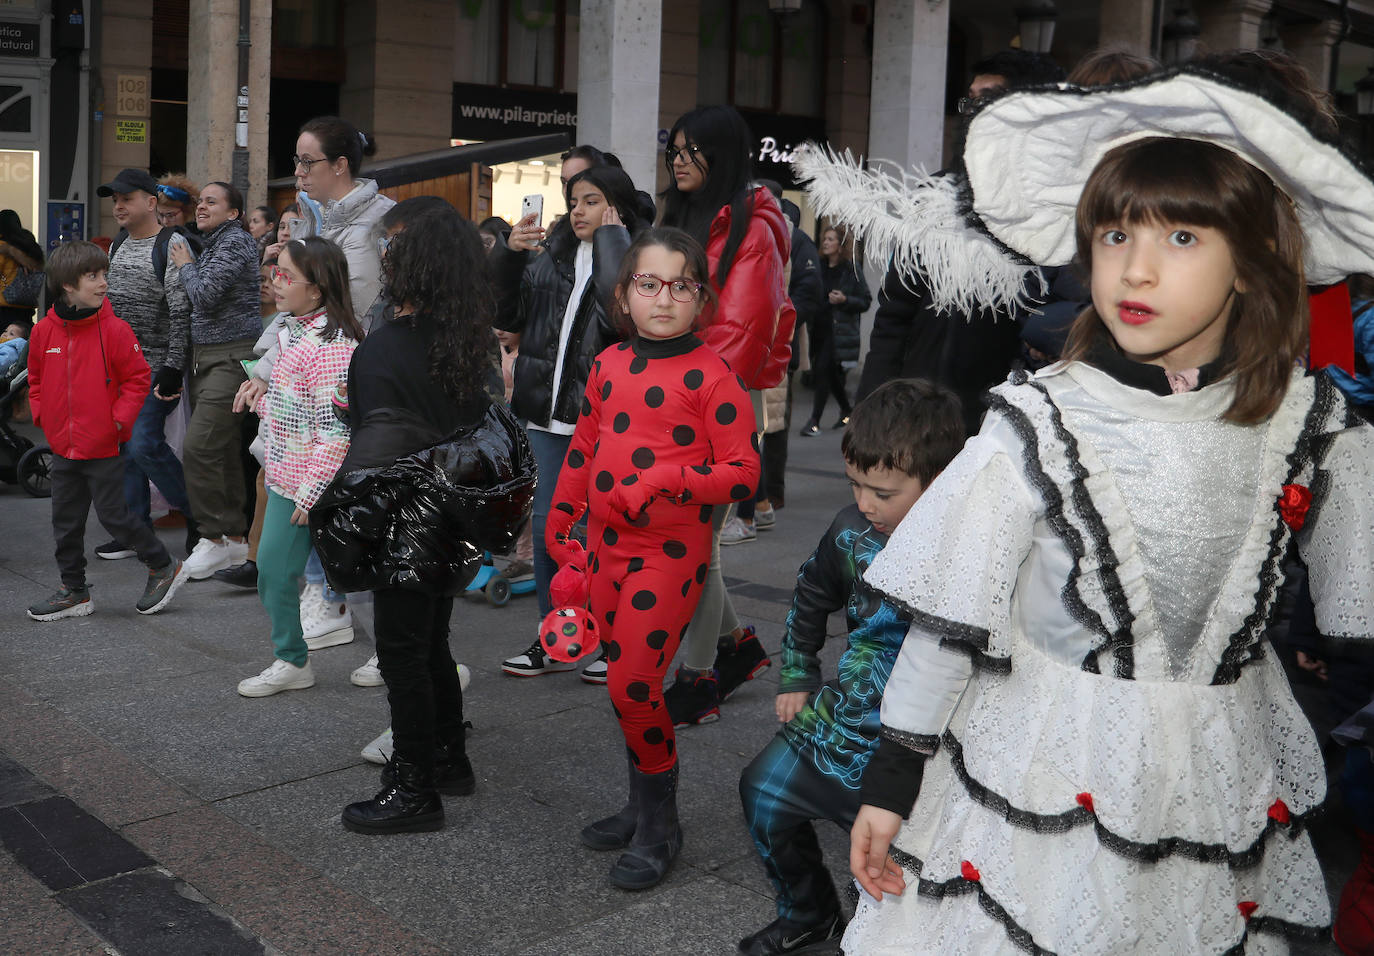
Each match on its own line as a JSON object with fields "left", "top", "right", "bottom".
{"left": 609, "top": 762, "right": 682, "bottom": 890}
{"left": 343, "top": 757, "right": 443, "bottom": 834}
{"left": 381, "top": 734, "right": 476, "bottom": 797}
{"left": 581, "top": 749, "right": 638, "bottom": 850}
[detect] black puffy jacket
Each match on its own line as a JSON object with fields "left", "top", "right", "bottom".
{"left": 310, "top": 403, "right": 536, "bottom": 596}
{"left": 491, "top": 225, "right": 631, "bottom": 428}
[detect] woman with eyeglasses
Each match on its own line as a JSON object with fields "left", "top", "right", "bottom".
{"left": 494, "top": 163, "right": 649, "bottom": 683}
{"left": 167, "top": 180, "right": 263, "bottom": 580}
{"left": 156, "top": 174, "right": 199, "bottom": 231}
{"left": 656, "top": 104, "right": 795, "bottom": 729}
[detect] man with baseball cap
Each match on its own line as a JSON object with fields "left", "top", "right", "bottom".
{"left": 94, "top": 168, "right": 196, "bottom": 559}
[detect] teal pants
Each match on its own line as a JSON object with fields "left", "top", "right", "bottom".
{"left": 257, "top": 489, "right": 313, "bottom": 666}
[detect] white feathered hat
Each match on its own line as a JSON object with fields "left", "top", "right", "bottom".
{"left": 795, "top": 63, "right": 1374, "bottom": 314}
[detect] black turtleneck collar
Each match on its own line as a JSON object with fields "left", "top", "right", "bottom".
{"left": 631, "top": 332, "right": 701, "bottom": 359}
{"left": 54, "top": 299, "right": 100, "bottom": 323}
{"left": 1081, "top": 329, "right": 1225, "bottom": 397}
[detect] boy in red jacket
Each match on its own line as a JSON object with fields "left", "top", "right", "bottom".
{"left": 26, "top": 241, "right": 184, "bottom": 620}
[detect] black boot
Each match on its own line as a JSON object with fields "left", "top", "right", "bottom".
{"left": 342, "top": 757, "right": 443, "bottom": 834}
{"left": 381, "top": 730, "right": 476, "bottom": 797}
{"left": 609, "top": 762, "right": 682, "bottom": 890}
{"left": 581, "top": 749, "right": 638, "bottom": 850}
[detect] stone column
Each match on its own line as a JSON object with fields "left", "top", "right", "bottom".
{"left": 868, "top": 0, "right": 949, "bottom": 173}
{"left": 826, "top": 0, "right": 872, "bottom": 157}
{"left": 577, "top": 0, "right": 662, "bottom": 196}
{"left": 1097, "top": 0, "right": 1154, "bottom": 53}
{"left": 656, "top": 0, "right": 699, "bottom": 196}
{"left": 341, "top": 0, "right": 457, "bottom": 162}
{"left": 1284, "top": 19, "right": 1343, "bottom": 94}
{"left": 1198, "top": 0, "right": 1272, "bottom": 54}
{"left": 186, "top": 0, "right": 272, "bottom": 208}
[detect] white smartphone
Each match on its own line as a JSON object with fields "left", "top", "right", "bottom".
{"left": 520, "top": 194, "right": 544, "bottom": 228}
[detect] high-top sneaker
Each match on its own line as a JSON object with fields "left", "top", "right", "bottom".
{"left": 713, "top": 626, "right": 772, "bottom": 701}
{"left": 342, "top": 757, "right": 444, "bottom": 834}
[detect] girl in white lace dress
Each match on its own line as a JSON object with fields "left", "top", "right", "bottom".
{"left": 799, "top": 64, "right": 1374, "bottom": 955}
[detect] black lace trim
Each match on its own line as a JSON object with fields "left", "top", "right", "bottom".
{"left": 984, "top": 392, "right": 1123, "bottom": 674}
{"left": 881, "top": 726, "right": 941, "bottom": 754}
{"left": 1212, "top": 377, "right": 1337, "bottom": 685}
{"left": 1026, "top": 380, "right": 1137, "bottom": 679}
{"left": 941, "top": 730, "right": 1314, "bottom": 868}
{"left": 861, "top": 580, "right": 1013, "bottom": 675}
{"left": 889, "top": 845, "right": 1327, "bottom": 956}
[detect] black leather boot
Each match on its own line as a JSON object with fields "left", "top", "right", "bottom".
{"left": 581, "top": 749, "right": 638, "bottom": 850}
{"left": 381, "top": 734, "right": 475, "bottom": 797}
{"left": 343, "top": 757, "right": 443, "bottom": 834}
{"left": 609, "top": 762, "right": 682, "bottom": 890}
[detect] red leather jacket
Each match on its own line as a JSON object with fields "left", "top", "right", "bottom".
{"left": 28, "top": 299, "right": 150, "bottom": 459}
{"left": 699, "top": 187, "right": 795, "bottom": 390}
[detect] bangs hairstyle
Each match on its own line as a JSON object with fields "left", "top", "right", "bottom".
{"left": 842, "top": 379, "right": 965, "bottom": 486}
{"left": 610, "top": 227, "right": 718, "bottom": 337}
{"left": 47, "top": 240, "right": 110, "bottom": 301}
{"left": 381, "top": 207, "right": 496, "bottom": 402}
{"left": 282, "top": 237, "right": 362, "bottom": 342}
{"left": 1065, "top": 137, "right": 1306, "bottom": 424}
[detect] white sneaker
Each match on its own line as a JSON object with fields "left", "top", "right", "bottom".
{"left": 719, "top": 515, "right": 757, "bottom": 546}
{"left": 361, "top": 727, "right": 393, "bottom": 765}
{"left": 237, "top": 659, "right": 316, "bottom": 698}
{"left": 304, "top": 604, "right": 354, "bottom": 650}
{"left": 297, "top": 581, "right": 328, "bottom": 629}
{"left": 183, "top": 536, "right": 243, "bottom": 580}
{"left": 350, "top": 653, "right": 383, "bottom": 687}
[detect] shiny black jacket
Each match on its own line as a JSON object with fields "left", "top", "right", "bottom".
{"left": 820, "top": 260, "right": 872, "bottom": 367}
{"left": 310, "top": 403, "right": 536, "bottom": 595}
{"left": 491, "top": 225, "right": 631, "bottom": 428}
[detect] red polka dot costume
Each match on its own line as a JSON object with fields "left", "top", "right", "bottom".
{"left": 547, "top": 333, "right": 760, "bottom": 774}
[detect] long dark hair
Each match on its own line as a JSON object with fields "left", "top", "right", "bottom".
{"left": 659, "top": 105, "right": 756, "bottom": 287}
{"left": 0, "top": 209, "right": 43, "bottom": 264}
{"left": 547, "top": 165, "right": 646, "bottom": 261}
{"left": 610, "top": 227, "right": 719, "bottom": 338}
{"left": 299, "top": 115, "right": 376, "bottom": 178}
{"left": 282, "top": 237, "right": 362, "bottom": 342}
{"left": 1065, "top": 137, "right": 1305, "bottom": 424}
{"left": 382, "top": 207, "right": 495, "bottom": 401}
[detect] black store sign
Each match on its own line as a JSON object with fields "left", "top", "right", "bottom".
{"left": 452, "top": 82, "right": 577, "bottom": 141}
{"left": 737, "top": 110, "right": 827, "bottom": 190}
{"left": 0, "top": 21, "right": 39, "bottom": 58}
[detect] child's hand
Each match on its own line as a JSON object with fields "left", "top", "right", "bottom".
{"left": 849, "top": 805, "right": 907, "bottom": 901}
{"left": 234, "top": 377, "right": 268, "bottom": 413}
{"left": 547, "top": 532, "right": 584, "bottom": 570}
{"left": 607, "top": 478, "right": 655, "bottom": 521}
{"left": 775, "top": 692, "right": 808, "bottom": 723}
{"left": 290, "top": 506, "right": 309, "bottom": 526}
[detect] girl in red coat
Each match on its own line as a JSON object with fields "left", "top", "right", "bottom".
{"left": 547, "top": 228, "right": 759, "bottom": 890}
{"left": 659, "top": 104, "right": 794, "bottom": 726}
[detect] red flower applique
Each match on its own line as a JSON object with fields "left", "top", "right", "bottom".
{"left": 1278, "top": 483, "right": 1313, "bottom": 531}
{"left": 1267, "top": 799, "right": 1291, "bottom": 824}
{"left": 960, "top": 860, "right": 981, "bottom": 882}
{"left": 1076, "top": 792, "right": 1095, "bottom": 813}
{"left": 1238, "top": 901, "right": 1259, "bottom": 920}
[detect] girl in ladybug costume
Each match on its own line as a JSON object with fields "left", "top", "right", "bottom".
{"left": 546, "top": 228, "right": 760, "bottom": 890}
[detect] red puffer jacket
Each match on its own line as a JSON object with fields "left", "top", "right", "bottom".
{"left": 28, "top": 299, "right": 150, "bottom": 459}
{"left": 699, "top": 187, "right": 795, "bottom": 390}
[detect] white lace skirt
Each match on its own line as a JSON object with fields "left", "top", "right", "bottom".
{"left": 842, "top": 639, "right": 1330, "bottom": 955}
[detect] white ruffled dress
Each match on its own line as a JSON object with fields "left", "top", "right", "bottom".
{"left": 844, "top": 362, "right": 1374, "bottom": 955}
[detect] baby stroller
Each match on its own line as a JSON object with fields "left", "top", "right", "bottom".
{"left": 0, "top": 341, "right": 52, "bottom": 497}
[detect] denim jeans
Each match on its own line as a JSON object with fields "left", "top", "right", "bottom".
{"left": 527, "top": 428, "right": 573, "bottom": 618}
{"left": 304, "top": 548, "right": 342, "bottom": 604}
{"left": 122, "top": 390, "right": 190, "bottom": 527}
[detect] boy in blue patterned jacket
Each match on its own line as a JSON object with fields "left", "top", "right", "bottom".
{"left": 737, "top": 379, "right": 964, "bottom": 956}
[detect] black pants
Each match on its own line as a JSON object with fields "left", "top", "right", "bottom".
{"left": 808, "top": 317, "right": 850, "bottom": 424}
{"left": 761, "top": 373, "right": 792, "bottom": 506}
{"left": 373, "top": 588, "right": 465, "bottom": 772}
{"left": 51, "top": 453, "right": 171, "bottom": 589}
{"left": 739, "top": 733, "right": 861, "bottom": 926}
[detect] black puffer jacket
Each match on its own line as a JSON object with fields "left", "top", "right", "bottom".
{"left": 491, "top": 224, "right": 632, "bottom": 428}
{"left": 310, "top": 403, "right": 536, "bottom": 595}
{"left": 821, "top": 260, "right": 872, "bottom": 367}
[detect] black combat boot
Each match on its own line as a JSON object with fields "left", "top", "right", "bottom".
{"left": 609, "top": 761, "right": 682, "bottom": 890}
{"left": 342, "top": 756, "right": 443, "bottom": 834}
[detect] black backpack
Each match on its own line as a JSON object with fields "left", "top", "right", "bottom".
{"left": 108, "top": 226, "right": 202, "bottom": 281}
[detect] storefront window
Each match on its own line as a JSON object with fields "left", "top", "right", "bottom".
{"left": 698, "top": 0, "right": 824, "bottom": 116}
{"left": 456, "top": 0, "right": 501, "bottom": 85}
{"left": 506, "top": 0, "right": 560, "bottom": 88}
{"left": 274, "top": 0, "right": 338, "bottom": 49}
